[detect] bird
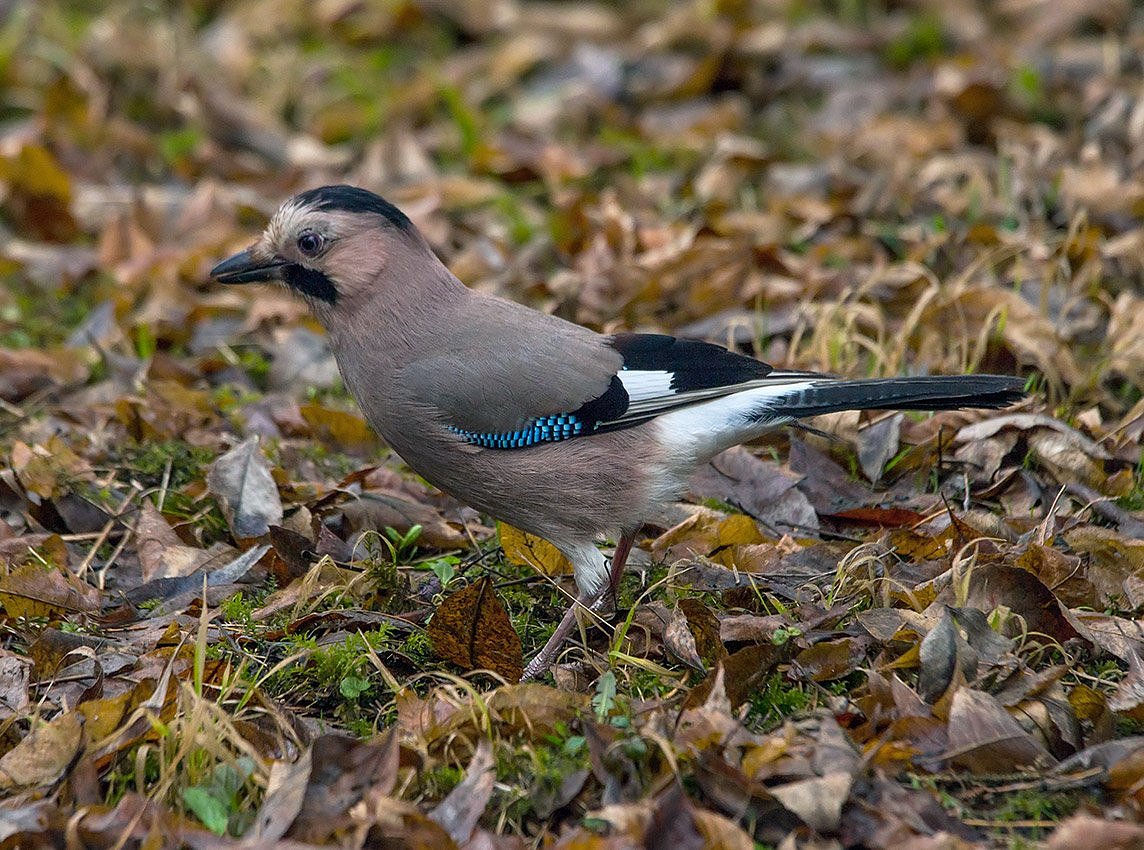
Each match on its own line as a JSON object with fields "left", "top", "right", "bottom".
{"left": 211, "top": 184, "right": 1026, "bottom": 679}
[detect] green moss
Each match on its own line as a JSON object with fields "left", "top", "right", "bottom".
{"left": 993, "top": 789, "right": 1078, "bottom": 827}
{"left": 883, "top": 15, "right": 948, "bottom": 70}
{"left": 744, "top": 672, "right": 811, "bottom": 730}
{"left": 1115, "top": 460, "right": 1144, "bottom": 513}
{"left": 119, "top": 441, "right": 216, "bottom": 490}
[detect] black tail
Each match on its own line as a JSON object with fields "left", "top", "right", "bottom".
{"left": 762, "top": 375, "right": 1026, "bottom": 420}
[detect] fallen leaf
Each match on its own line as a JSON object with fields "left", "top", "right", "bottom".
{"left": 945, "top": 688, "right": 1055, "bottom": 773}
{"left": 428, "top": 577, "right": 524, "bottom": 682}
{"left": 287, "top": 731, "right": 399, "bottom": 843}
{"left": 663, "top": 606, "right": 706, "bottom": 672}
{"left": 429, "top": 740, "right": 495, "bottom": 844}
{"left": 0, "top": 651, "right": 31, "bottom": 718}
{"left": 857, "top": 413, "right": 902, "bottom": 485}
{"left": 252, "top": 747, "right": 312, "bottom": 841}
{"left": 680, "top": 597, "right": 727, "bottom": 667}
{"left": 1046, "top": 815, "right": 1144, "bottom": 849}
{"left": 206, "top": 436, "right": 283, "bottom": 539}
{"left": 499, "top": 522, "right": 572, "bottom": 575}
{"left": 0, "top": 562, "right": 101, "bottom": 618}
{"left": 300, "top": 402, "right": 378, "bottom": 449}
{"left": 770, "top": 771, "right": 853, "bottom": 833}
{"left": 0, "top": 711, "right": 83, "bottom": 790}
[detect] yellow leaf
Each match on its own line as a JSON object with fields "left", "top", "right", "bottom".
{"left": 0, "top": 144, "right": 72, "bottom": 199}
{"left": 498, "top": 522, "right": 572, "bottom": 576}
{"left": 300, "top": 403, "right": 378, "bottom": 449}
{"left": 716, "top": 514, "right": 765, "bottom": 547}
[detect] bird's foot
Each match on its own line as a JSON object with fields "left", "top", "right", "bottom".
{"left": 521, "top": 592, "right": 605, "bottom": 681}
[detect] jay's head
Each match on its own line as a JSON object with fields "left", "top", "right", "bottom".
{"left": 211, "top": 185, "right": 420, "bottom": 313}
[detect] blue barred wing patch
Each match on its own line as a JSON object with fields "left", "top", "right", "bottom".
{"left": 449, "top": 413, "right": 587, "bottom": 449}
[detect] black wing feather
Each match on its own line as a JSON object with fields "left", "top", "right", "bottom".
{"left": 610, "top": 333, "right": 772, "bottom": 392}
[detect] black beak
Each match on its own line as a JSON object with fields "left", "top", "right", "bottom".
{"left": 210, "top": 248, "right": 289, "bottom": 284}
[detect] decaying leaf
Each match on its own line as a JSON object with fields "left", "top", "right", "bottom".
{"left": 0, "top": 562, "right": 101, "bottom": 619}
{"left": 206, "top": 436, "right": 283, "bottom": 539}
{"left": 428, "top": 577, "right": 524, "bottom": 682}
{"left": 0, "top": 711, "right": 83, "bottom": 790}
{"left": 945, "top": 688, "right": 1055, "bottom": 773}
{"left": 429, "top": 740, "right": 495, "bottom": 844}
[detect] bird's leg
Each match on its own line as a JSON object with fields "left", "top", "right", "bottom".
{"left": 521, "top": 529, "right": 637, "bottom": 681}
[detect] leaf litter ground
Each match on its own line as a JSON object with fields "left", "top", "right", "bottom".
{"left": 1, "top": 1, "right": 1143, "bottom": 847}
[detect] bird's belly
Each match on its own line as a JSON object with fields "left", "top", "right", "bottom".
{"left": 382, "top": 425, "right": 674, "bottom": 542}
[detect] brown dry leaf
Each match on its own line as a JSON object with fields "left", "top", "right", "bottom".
{"left": 499, "top": 521, "right": 572, "bottom": 575}
{"left": 685, "top": 643, "right": 784, "bottom": 710}
{"left": 925, "top": 287, "right": 1080, "bottom": 388}
{"left": 206, "top": 435, "right": 283, "bottom": 539}
{"left": 857, "top": 413, "right": 902, "bottom": 485}
{"left": 1066, "top": 611, "right": 1144, "bottom": 663}
{"left": 663, "top": 606, "right": 706, "bottom": 672}
{"left": 792, "top": 638, "right": 867, "bottom": 683}
{"left": 0, "top": 710, "right": 83, "bottom": 790}
{"left": 690, "top": 446, "right": 817, "bottom": 534}
{"left": 690, "top": 808, "right": 754, "bottom": 850}
{"left": 78, "top": 686, "right": 146, "bottom": 744}
{"left": 770, "top": 771, "right": 853, "bottom": 833}
{"left": 680, "top": 597, "right": 726, "bottom": 667}
{"left": 342, "top": 489, "right": 472, "bottom": 549}
{"left": 135, "top": 500, "right": 213, "bottom": 581}
{"left": 789, "top": 437, "right": 872, "bottom": 514}
{"left": 486, "top": 684, "right": 586, "bottom": 738}
{"left": 287, "top": 731, "right": 399, "bottom": 843}
{"left": 1064, "top": 526, "right": 1144, "bottom": 596}
{"left": 961, "top": 563, "right": 1079, "bottom": 643}
{"left": 1108, "top": 649, "right": 1144, "bottom": 715}
{"left": 1045, "top": 815, "right": 1144, "bottom": 849}
{"left": 918, "top": 609, "right": 970, "bottom": 703}
{"left": 1014, "top": 543, "right": 1095, "bottom": 609}
{"left": 0, "top": 562, "right": 101, "bottom": 619}
{"left": 945, "top": 688, "right": 1055, "bottom": 773}
{"left": 720, "top": 613, "right": 788, "bottom": 644}
{"left": 429, "top": 739, "right": 495, "bottom": 844}
{"left": 428, "top": 577, "right": 524, "bottom": 682}
{"left": 0, "top": 650, "right": 31, "bottom": 719}
{"left": 251, "top": 746, "right": 312, "bottom": 841}
{"left": 651, "top": 508, "right": 765, "bottom": 564}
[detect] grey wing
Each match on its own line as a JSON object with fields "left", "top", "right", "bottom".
{"left": 399, "top": 301, "right": 822, "bottom": 449}
{"left": 399, "top": 297, "right": 624, "bottom": 436}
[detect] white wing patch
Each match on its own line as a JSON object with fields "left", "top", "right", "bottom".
{"left": 618, "top": 369, "right": 675, "bottom": 401}
{"left": 654, "top": 380, "right": 821, "bottom": 462}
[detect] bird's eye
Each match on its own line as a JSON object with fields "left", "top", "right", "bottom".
{"left": 297, "top": 230, "right": 323, "bottom": 257}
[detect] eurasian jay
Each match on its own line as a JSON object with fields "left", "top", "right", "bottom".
{"left": 211, "top": 185, "right": 1025, "bottom": 678}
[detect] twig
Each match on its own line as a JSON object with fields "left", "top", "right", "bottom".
{"left": 76, "top": 487, "right": 135, "bottom": 580}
